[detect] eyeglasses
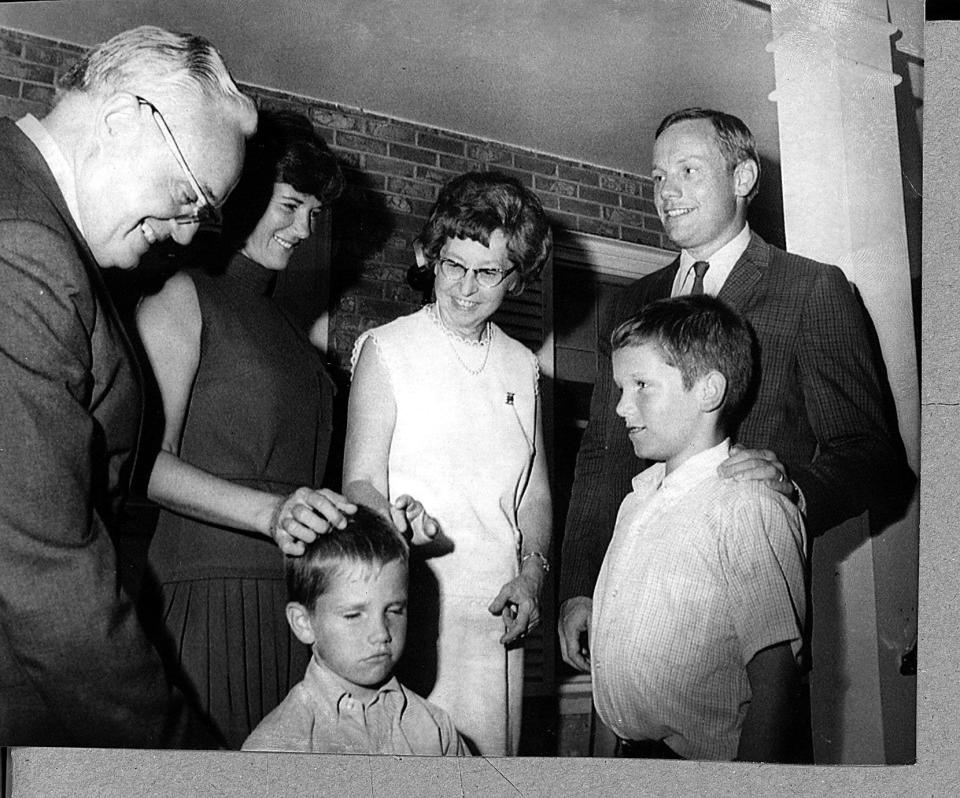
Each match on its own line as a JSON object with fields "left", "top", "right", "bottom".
{"left": 136, "top": 96, "right": 221, "bottom": 226}
{"left": 436, "top": 257, "right": 517, "bottom": 288}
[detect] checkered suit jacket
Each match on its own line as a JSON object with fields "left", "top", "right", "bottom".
{"left": 559, "top": 232, "right": 915, "bottom": 602}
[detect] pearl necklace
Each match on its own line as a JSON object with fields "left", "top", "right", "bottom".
{"left": 428, "top": 303, "right": 493, "bottom": 375}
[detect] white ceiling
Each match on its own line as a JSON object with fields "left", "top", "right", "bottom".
{"left": 0, "top": 1, "right": 922, "bottom": 177}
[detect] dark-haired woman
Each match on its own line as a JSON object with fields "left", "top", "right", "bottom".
{"left": 343, "top": 171, "right": 553, "bottom": 755}
{"left": 136, "top": 109, "right": 354, "bottom": 748}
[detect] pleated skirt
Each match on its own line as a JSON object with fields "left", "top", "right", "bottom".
{"left": 159, "top": 576, "right": 310, "bottom": 750}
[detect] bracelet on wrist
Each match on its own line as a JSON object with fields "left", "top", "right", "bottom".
{"left": 268, "top": 500, "right": 284, "bottom": 541}
{"left": 521, "top": 551, "right": 550, "bottom": 574}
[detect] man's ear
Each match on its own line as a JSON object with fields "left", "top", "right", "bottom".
{"left": 733, "top": 158, "right": 759, "bottom": 199}
{"left": 699, "top": 370, "right": 727, "bottom": 415}
{"left": 286, "top": 602, "right": 317, "bottom": 646}
{"left": 95, "top": 92, "right": 143, "bottom": 145}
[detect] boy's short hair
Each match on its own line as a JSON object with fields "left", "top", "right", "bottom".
{"left": 286, "top": 506, "right": 409, "bottom": 610}
{"left": 611, "top": 294, "right": 756, "bottom": 429}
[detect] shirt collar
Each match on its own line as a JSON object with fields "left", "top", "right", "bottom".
{"left": 16, "top": 114, "right": 85, "bottom": 236}
{"left": 674, "top": 223, "right": 751, "bottom": 296}
{"left": 304, "top": 655, "right": 404, "bottom": 712}
{"left": 631, "top": 439, "right": 731, "bottom": 495}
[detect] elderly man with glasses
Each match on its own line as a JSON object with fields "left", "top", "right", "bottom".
{"left": 0, "top": 25, "right": 257, "bottom": 747}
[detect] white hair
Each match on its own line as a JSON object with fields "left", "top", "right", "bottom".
{"left": 58, "top": 25, "right": 256, "bottom": 134}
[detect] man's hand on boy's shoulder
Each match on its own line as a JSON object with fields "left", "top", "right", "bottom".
{"left": 717, "top": 444, "right": 798, "bottom": 503}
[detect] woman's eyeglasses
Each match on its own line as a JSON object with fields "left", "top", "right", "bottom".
{"left": 437, "top": 257, "right": 516, "bottom": 288}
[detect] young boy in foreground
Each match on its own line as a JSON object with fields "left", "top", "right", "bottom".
{"left": 243, "top": 506, "right": 466, "bottom": 755}
{"left": 590, "top": 294, "right": 807, "bottom": 762}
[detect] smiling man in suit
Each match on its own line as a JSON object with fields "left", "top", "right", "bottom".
{"left": 557, "top": 107, "right": 915, "bottom": 757}
{"left": 0, "top": 25, "right": 257, "bottom": 746}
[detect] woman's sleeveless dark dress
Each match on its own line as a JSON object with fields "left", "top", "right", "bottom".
{"left": 147, "top": 253, "right": 334, "bottom": 749}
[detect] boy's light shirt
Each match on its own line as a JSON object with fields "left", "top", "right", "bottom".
{"left": 17, "top": 115, "right": 85, "bottom": 236}
{"left": 242, "top": 655, "right": 466, "bottom": 756}
{"left": 591, "top": 439, "right": 807, "bottom": 760}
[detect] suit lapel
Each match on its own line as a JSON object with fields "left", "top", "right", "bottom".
{"left": 1, "top": 120, "right": 90, "bottom": 257}
{"left": 2, "top": 119, "right": 147, "bottom": 498}
{"left": 646, "top": 258, "right": 679, "bottom": 301}
{"left": 717, "top": 232, "right": 767, "bottom": 309}
{"left": 612, "top": 260, "right": 677, "bottom": 335}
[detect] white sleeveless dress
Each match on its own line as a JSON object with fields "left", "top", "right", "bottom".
{"left": 351, "top": 304, "right": 539, "bottom": 755}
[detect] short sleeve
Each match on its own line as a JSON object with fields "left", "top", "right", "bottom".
{"left": 349, "top": 329, "right": 381, "bottom": 380}
{"left": 718, "top": 487, "right": 807, "bottom": 665}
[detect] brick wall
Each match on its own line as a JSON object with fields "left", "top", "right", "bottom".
{"left": 0, "top": 25, "right": 673, "bottom": 370}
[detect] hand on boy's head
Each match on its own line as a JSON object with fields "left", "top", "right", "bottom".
{"left": 717, "top": 444, "right": 796, "bottom": 499}
{"left": 269, "top": 488, "right": 358, "bottom": 555}
{"left": 389, "top": 494, "right": 440, "bottom": 544}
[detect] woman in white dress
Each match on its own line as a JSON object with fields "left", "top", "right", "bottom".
{"left": 343, "top": 172, "right": 553, "bottom": 755}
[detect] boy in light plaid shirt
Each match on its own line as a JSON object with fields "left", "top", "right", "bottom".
{"left": 590, "top": 294, "right": 806, "bottom": 762}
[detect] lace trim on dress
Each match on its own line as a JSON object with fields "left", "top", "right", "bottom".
{"left": 426, "top": 302, "right": 492, "bottom": 347}
{"left": 426, "top": 303, "right": 496, "bottom": 375}
{"left": 530, "top": 350, "right": 541, "bottom": 397}
{"left": 349, "top": 330, "right": 382, "bottom": 379}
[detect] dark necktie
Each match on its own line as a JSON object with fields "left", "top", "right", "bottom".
{"left": 690, "top": 261, "right": 709, "bottom": 295}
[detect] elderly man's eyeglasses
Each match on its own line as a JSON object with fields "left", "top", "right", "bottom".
{"left": 136, "top": 96, "right": 220, "bottom": 226}
{"left": 437, "top": 257, "right": 517, "bottom": 288}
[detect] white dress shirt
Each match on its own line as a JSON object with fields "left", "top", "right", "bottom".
{"left": 16, "top": 114, "right": 85, "bottom": 236}
{"left": 671, "top": 223, "right": 751, "bottom": 296}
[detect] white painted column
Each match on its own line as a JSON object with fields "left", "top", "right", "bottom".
{"left": 766, "top": 0, "right": 920, "bottom": 764}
